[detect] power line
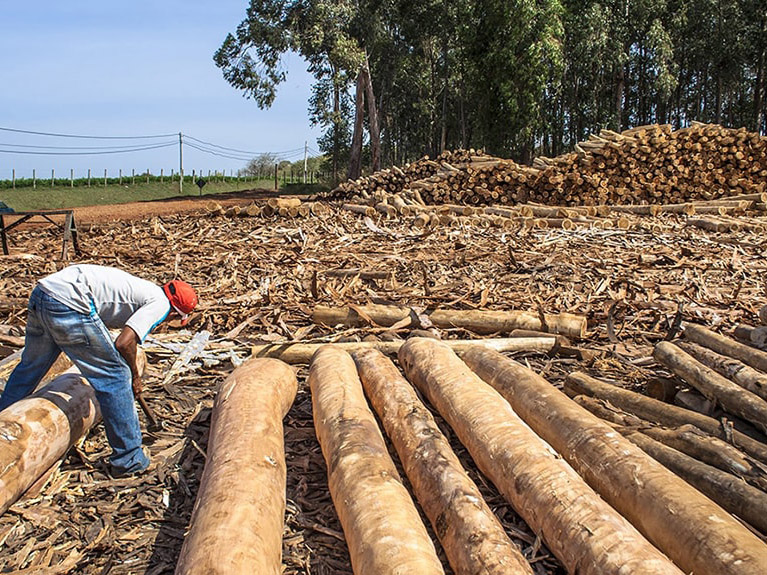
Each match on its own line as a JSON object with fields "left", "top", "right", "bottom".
{"left": 0, "top": 126, "right": 177, "bottom": 140}
{"left": 0, "top": 140, "right": 176, "bottom": 151}
{"left": 184, "top": 134, "right": 304, "bottom": 157}
{"left": 0, "top": 142, "right": 177, "bottom": 156}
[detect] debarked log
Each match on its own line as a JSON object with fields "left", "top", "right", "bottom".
{"left": 175, "top": 358, "right": 298, "bottom": 575}
{"left": 353, "top": 348, "right": 534, "bottom": 575}
{"left": 620, "top": 428, "right": 767, "bottom": 535}
{"left": 564, "top": 372, "right": 767, "bottom": 465}
{"left": 462, "top": 347, "right": 766, "bottom": 575}
{"left": 678, "top": 341, "right": 767, "bottom": 402}
{"left": 685, "top": 323, "right": 767, "bottom": 374}
{"left": 312, "top": 304, "right": 587, "bottom": 339}
{"left": 1, "top": 349, "right": 147, "bottom": 515}
{"left": 399, "top": 339, "right": 683, "bottom": 575}
{"left": 654, "top": 341, "right": 767, "bottom": 434}
{"left": 309, "top": 346, "right": 444, "bottom": 575}
{"left": 428, "top": 309, "right": 587, "bottom": 339}
{"left": 573, "top": 395, "right": 767, "bottom": 493}
{"left": 0, "top": 370, "right": 100, "bottom": 515}
{"left": 250, "top": 337, "right": 558, "bottom": 364}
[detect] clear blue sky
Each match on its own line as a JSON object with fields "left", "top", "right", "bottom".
{"left": 0, "top": 0, "right": 322, "bottom": 179}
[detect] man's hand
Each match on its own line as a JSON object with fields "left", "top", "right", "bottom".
{"left": 115, "top": 326, "right": 142, "bottom": 396}
{"left": 132, "top": 375, "right": 143, "bottom": 397}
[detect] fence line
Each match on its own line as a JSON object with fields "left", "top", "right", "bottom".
{"left": 2, "top": 166, "right": 327, "bottom": 190}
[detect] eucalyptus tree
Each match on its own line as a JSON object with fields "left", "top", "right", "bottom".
{"left": 215, "top": 0, "right": 380, "bottom": 182}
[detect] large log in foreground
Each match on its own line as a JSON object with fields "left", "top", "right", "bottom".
{"left": 564, "top": 372, "right": 767, "bottom": 465}
{"left": 0, "top": 371, "right": 100, "bottom": 515}
{"left": 461, "top": 347, "right": 767, "bottom": 574}
{"left": 175, "top": 358, "right": 298, "bottom": 575}
{"left": 353, "top": 348, "right": 534, "bottom": 575}
{"left": 312, "top": 304, "right": 587, "bottom": 339}
{"left": 309, "top": 346, "right": 444, "bottom": 575}
{"left": 398, "top": 339, "right": 683, "bottom": 575}
{"left": 654, "top": 341, "right": 767, "bottom": 434}
{"left": 250, "top": 336, "right": 558, "bottom": 364}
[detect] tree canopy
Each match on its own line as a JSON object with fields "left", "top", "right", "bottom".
{"left": 217, "top": 0, "right": 767, "bottom": 177}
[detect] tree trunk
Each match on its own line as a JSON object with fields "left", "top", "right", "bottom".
{"left": 354, "top": 348, "right": 534, "bottom": 575}
{"left": 0, "top": 371, "right": 99, "bottom": 515}
{"left": 362, "top": 55, "right": 381, "bottom": 172}
{"left": 678, "top": 341, "right": 767, "bottom": 401}
{"left": 309, "top": 346, "right": 444, "bottom": 575}
{"left": 175, "top": 359, "right": 297, "bottom": 575}
{"left": 620, "top": 428, "right": 767, "bottom": 535}
{"left": 685, "top": 323, "right": 767, "bottom": 375}
{"left": 462, "top": 347, "right": 766, "bottom": 575}
{"left": 399, "top": 338, "right": 683, "bottom": 575}
{"left": 347, "top": 69, "right": 365, "bottom": 181}
{"left": 1, "top": 349, "right": 145, "bottom": 515}
{"left": 573, "top": 395, "right": 767, "bottom": 492}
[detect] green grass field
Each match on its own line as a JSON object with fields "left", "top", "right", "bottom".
{"left": 0, "top": 178, "right": 279, "bottom": 211}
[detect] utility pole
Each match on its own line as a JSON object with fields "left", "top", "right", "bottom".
{"left": 303, "top": 141, "right": 308, "bottom": 184}
{"left": 179, "top": 132, "right": 184, "bottom": 194}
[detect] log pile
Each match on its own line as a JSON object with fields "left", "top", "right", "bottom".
{"left": 325, "top": 123, "right": 767, "bottom": 207}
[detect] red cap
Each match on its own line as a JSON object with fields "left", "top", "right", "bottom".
{"left": 163, "top": 280, "right": 198, "bottom": 325}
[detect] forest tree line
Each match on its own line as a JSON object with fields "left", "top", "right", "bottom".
{"left": 215, "top": 0, "right": 767, "bottom": 180}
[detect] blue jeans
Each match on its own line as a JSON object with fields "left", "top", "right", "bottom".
{"left": 0, "top": 286, "right": 149, "bottom": 474}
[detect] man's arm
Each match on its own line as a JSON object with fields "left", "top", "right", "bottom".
{"left": 115, "top": 326, "right": 142, "bottom": 395}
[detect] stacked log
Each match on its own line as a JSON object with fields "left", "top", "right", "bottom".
{"left": 398, "top": 339, "right": 683, "bottom": 575}
{"left": 325, "top": 123, "right": 767, "bottom": 207}
{"left": 462, "top": 347, "right": 767, "bottom": 574}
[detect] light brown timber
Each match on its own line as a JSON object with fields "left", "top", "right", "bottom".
{"left": 678, "top": 341, "right": 767, "bottom": 401}
{"left": 353, "top": 348, "right": 534, "bottom": 575}
{"left": 399, "top": 338, "right": 683, "bottom": 575}
{"left": 462, "top": 347, "right": 767, "bottom": 575}
{"left": 619, "top": 428, "right": 767, "bottom": 535}
{"left": 250, "top": 337, "right": 557, "bottom": 364}
{"left": 685, "top": 323, "right": 767, "bottom": 373}
{"left": 309, "top": 346, "right": 444, "bottom": 575}
{"left": 654, "top": 341, "right": 767, "bottom": 434}
{"left": 564, "top": 371, "right": 767, "bottom": 464}
{"left": 573, "top": 395, "right": 767, "bottom": 493}
{"left": 175, "top": 358, "right": 298, "bottom": 575}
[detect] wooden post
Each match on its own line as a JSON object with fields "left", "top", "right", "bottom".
{"left": 132, "top": 168, "right": 135, "bottom": 185}
{"left": 32, "top": 169, "right": 36, "bottom": 189}
{"left": 146, "top": 169, "right": 150, "bottom": 184}
{"left": 51, "top": 168, "right": 54, "bottom": 187}
{"left": 70, "top": 169, "right": 74, "bottom": 188}
{"left": 104, "top": 169, "right": 107, "bottom": 187}
{"left": 11, "top": 169, "right": 15, "bottom": 189}
{"left": 274, "top": 163, "right": 278, "bottom": 190}
{"left": 88, "top": 168, "right": 91, "bottom": 187}
{"left": 119, "top": 169, "right": 122, "bottom": 185}
{"left": 160, "top": 168, "right": 163, "bottom": 183}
